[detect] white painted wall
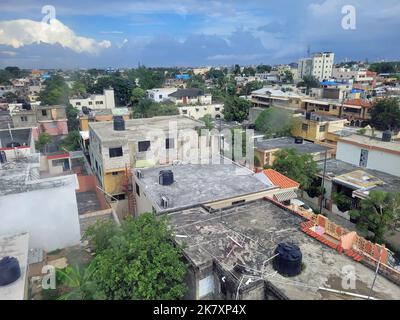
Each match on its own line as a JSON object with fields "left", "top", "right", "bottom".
{"left": 0, "top": 178, "right": 81, "bottom": 251}
{"left": 336, "top": 141, "right": 400, "bottom": 177}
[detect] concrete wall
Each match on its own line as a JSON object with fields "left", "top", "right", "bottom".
{"left": 336, "top": 141, "right": 400, "bottom": 177}
{"left": 179, "top": 104, "right": 223, "bottom": 120}
{"left": 0, "top": 179, "right": 81, "bottom": 251}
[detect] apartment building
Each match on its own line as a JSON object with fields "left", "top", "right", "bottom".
{"left": 178, "top": 103, "right": 223, "bottom": 120}
{"left": 298, "top": 52, "right": 335, "bottom": 81}
{"left": 88, "top": 115, "right": 206, "bottom": 202}
{"left": 69, "top": 88, "right": 116, "bottom": 110}
{"left": 79, "top": 107, "right": 130, "bottom": 131}
{"left": 251, "top": 87, "right": 306, "bottom": 111}
{"left": 168, "top": 88, "right": 212, "bottom": 105}
{"left": 10, "top": 104, "right": 68, "bottom": 136}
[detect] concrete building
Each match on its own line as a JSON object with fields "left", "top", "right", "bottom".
{"left": 251, "top": 88, "right": 306, "bottom": 112}
{"left": 336, "top": 134, "right": 400, "bottom": 177}
{"left": 168, "top": 199, "right": 400, "bottom": 300}
{"left": 291, "top": 113, "right": 349, "bottom": 144}
{"left": 147, "top": 88, "right": 178, "bottom": 103}
{"left": 254, "top": 137, "right": 333, "bottom": 168}
{"left": 69, "top": 88, "right": 116, "bottom": 110}
{"left": 88, "top": 115, "right": 206, "bottom": 204}
{"left": 0, "top": 127, "right": 35, "bottom": 161}
{"left": 10, "top": 104, "right": 68, "bottom": 137}
{"left": 79, "top": 108, "right": 130, "bottom": 131}
{"left": 133, "top": 158, "right": 278, "bottom": 215}
{"left": 298, "top": 52, "right": 335, "bottom": 81}
{"left": 0, "top": 154, "right": 81, "bottom": 251}
{"left": 178, "top": 103, "right": 223, "bottom": 120}
{"left": 0, "top": 233, "right": 29, "bottom": 300}
{"left": 168, "top": 88, "right": 212, "bottom": 105}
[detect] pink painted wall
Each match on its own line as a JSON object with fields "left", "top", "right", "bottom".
{"left": 40, "top": 120, "right": 68, "bottom": 136}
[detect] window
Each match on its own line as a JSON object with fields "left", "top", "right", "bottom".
{"left": 215, "top": 107, "right": 220, "bottom": 111}
{"left": 41, "top": 110, "right": 47, "bottom": 116}
{"left": 21, "top": 116, "right": 28, "bottom": 122}
{"left": 112, "top": 194, "right": 126, "bottom": 201}
{"left": 135, "top": 183, "right": 140, "bottom": 196}
{"left": 302, "top": 123, "right": 309, "bottom": 131}
{"left": 138, "top": 140, "right": 150, "bottom": 152}
{"left": 89, "top": 101, "right": 93, "bottom": 105}
{"left": 166, "top": 138, "right": 174, "bottom": 149}
{"left": 112, "top": 171, "right": 119, "bottom": 176}
{"left": 109, "top": 147, "right": 123, "bottom": 158}
{"left": 359, "top": 149, "right": 369, "bottom": 167}
{"left": 159, "top": 95, "right": 163, "bottom": 99}
{"left": 76, "top": 102, "right": 81, "bottom": 106}
{"left": 232, "top": 199, "right": 246, "bottom": 205}
{"left": 319, "top": 125, "right": 326, "bottom": 132}
{"left": 182, "top": 109, "right": 188, "bottom": 114}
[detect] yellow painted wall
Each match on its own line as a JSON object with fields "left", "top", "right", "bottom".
{"left": 104, "top": 169, "right": 126, "bottom": 195}
{"left": 80, "top": 117, "right": 89, "bottom": 131}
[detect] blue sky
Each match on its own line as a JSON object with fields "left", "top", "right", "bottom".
{"left": 0, "top": 0, "right": 399, "bottom": 68}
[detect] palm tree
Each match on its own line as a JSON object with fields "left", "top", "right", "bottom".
{"left": 57, "top": 263, "right": 103, "bottom": 300}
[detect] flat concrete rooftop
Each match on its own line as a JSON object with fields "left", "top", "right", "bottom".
{"left": 339, "top": 134, "right": 400, "bottom": 153}
{"left": 169, "top": 200, "right": 400, "bottom": 300}
{"left": 90, "top": 115, "right": 204, "bottom": 142}
{"left": 256, "top": 137, "right": 328, "bottom": 154}
{"left": 0, "top": 154, "right": 76, "bottom": 196}
{"left": 135, "top": 158, "right": 274, "bottom": 213}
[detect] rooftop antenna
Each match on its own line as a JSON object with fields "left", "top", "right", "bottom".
{"left": 307, "top": 45, "right": 311, "bottom": 58}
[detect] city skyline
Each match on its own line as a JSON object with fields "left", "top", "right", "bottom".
{"left": 0, "top": 0, "right": 399, "bottom": 68}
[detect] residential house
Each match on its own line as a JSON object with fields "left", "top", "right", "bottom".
{"left": 178, "top": 103, "right": 223, "bottom": 120}
{"left": 168, "top": 88, "right": 212, "bottom": 105}
{"left": 146, "top": 88, "right": 178, "bottom": 103}
{"left": 69, "top": 88, "right": 116, "bottom": 110}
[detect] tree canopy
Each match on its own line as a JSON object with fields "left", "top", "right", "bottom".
{"left": 271, "top": 148, "right": 319, "bottom": 189}
{"left": 222, "top": 96, "right": 251, "bottom": 122}
{"left": 131, "top": 98, "right": 178, "bottom": 119}
{"left": 38, "top": 75, "right": 70, "bottom": 105}
{"left": 85, "top": 214, "right": 187, "bottom": 300}
{"left": 350, "top": 191, "right": 400, "bottom": 242}
{"left": 370, "top": 98, "right": 400, "bottom": 132}
{"left": 255, "top": 108, "right": 293, "bottom": 138}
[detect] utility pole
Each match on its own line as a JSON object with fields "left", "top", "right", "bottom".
{"left": 367, "top": 247, "right": 382, "bottom": 300}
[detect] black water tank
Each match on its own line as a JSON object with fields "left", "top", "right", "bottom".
{"left": 305, "top": 112, "right": 312, "bottom": 120}
{"left": 82, "top": 106, "right": 90, "bottom": 115}
{"left": 273, "top": 243, "right": 302, "bottom": 277}
{"left": 0, "top": 151, "right": 6, "bottom": 163}
{"left": 294, "top": 137, "right": 304, "bottom": 144}
{"left": 21, "top": 102, "right": 31, "bottom": 110}
{"left": 113, "top": 116, "right": 125, "bottom": 131}
{"left": 6, "top": 141, "right": 21, "bottom": 148}
{"left": 159, "top": 170, "right": 174, "bottom": 185}
{"left": 382, "top": 130, "right": 392, "bottom": 142}
{"left": 0, "top": 256, "right": 21, "bottom": 286}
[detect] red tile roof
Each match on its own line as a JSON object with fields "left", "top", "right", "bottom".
{"left": 344, "top": 99, "right": 372, "bottom": 108}
{"left": 263, "top": 169, "right": 300, "bottom": 189}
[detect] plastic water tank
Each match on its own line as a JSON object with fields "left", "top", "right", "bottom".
{"left": 0, "top": 256, "right": 21, "bottom": 286}
{"left": 273, "top": 243, "right": 302, "bottom": 277}
{"left": 159, "top": 170, "right": 174, "bottom": 186}
{"left": 294, "top": 137, "right": 304, "bottom": 144}
{"left": 113, "top": 116, "right": 125, "bottom": 131}
{"left": 382, "top": 130, "right": 392, "bottom": 142}
{"left": 6, "top": 141, "right": 21, "bottom": 148}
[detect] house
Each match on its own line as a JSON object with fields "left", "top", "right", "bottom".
{"left": 168, "top": 199, "right": 400, "bottom": 300}
{"left": 178, "top": 103, "right": 223, "bottom": 120}
{"left": 87, "top": 115, "right": 207, "bottom": 209}
{"left": 69, "top": 88, "right": 116, "bottom": 110}
{"left": 0, "top": 127, "right": 35, "bottom": 161}
{"left": 168, "top": 88, "right": 212, "bottom": 105}
{"left": 146, "top": 88, "right": 178, "bottom": 103}
{"left": 336, "top": 133, "right": 400, "bottom": 177}
{"left": 10, "top": 104, "right": 68, "bottom": 137}
{"left": 291, "top": 112, "right": 349, "bottom": 144}
{"left": 0, "top": 154, "right": 81, "bottom": 251}
{"left": 0, "top": 233, "right": 29, "bottom": 300}
{"left": 254, "top": 137, "right": 333, "bottom": 168}
{"left": 133, "top": 157, "right": 278, "bottom": 215}
{"left": 251, "top": 87, "right": 305, "bottom": 112}
{"left": 79, "top": 108, "right": 130, "bottom": 131}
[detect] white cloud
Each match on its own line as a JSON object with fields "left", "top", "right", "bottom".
{"left": 0, "top": 50, "right": 18, "bottom": 56}
{"left": 0, "top": 19, "right": 111, "bottom": 54}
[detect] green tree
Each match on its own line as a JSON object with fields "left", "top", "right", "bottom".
{"left": 35, "top": 133, "right": 52, "bottom": 151}
{"left": 283, "top": 70, "right": 294, "bottom": 83}
{"left": 71, "top": 81, "right": 87, "bottom": 97}
{"left": 350, "top": 191, "right": 400, "bottom": 242}
{"left": 131, "top": 87, "right": 146, "bottom": 106}
{"left": 38, "top": 75, "right": 70, "bottom": 105}
{"left": 332, "top": 192, "right": 352, "bottom": 212}
{"left": 87, "top": 214, "right": 187, "bottom": 300}
{"left": 239, "top": 81, "right": 264, "bottom": 96}
{"left": 256, "top": 64, "right": 272, "bottom": 73}
{"left": 2, "top": 91, "right": 18, "bottom": 103}
{"left": 60, "top": 131, "right": 81, "bottom": 151}
{"left": 199, "top": 114, "right": 214, "bottom": 130}
{"left": 370, "top": 98, "right": 400, "bottom": 131}
{"left": 66, "top": 104, "right": 79, "bottom": 131}
{"left": 298, "top": 75, "right": 320, "bottom": 95}
{"left": 255, "top": 108, "right": 293, "bottom": 138}
{"left": 132, "top": 98, "right": 178, "bottom": 118}
{"left": 90, "top": 75, "right": 133, "bottom": 106}
{"left": 222, "top": 96, "right": 251, "bottom": 122}
{"left": 272, "top": 148, "right": 318, "bottom": 189}
{"left": 58, "top": 263, "right": 104, "bottom": 300}
{"left": 233, "top": 64, "right": 241, "bottom": 75}
{"left": 0, "top": 69, "right": 12, "bottom": 84}
{"left": 369, "top": 62, "right": 399, "bottom": 74}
